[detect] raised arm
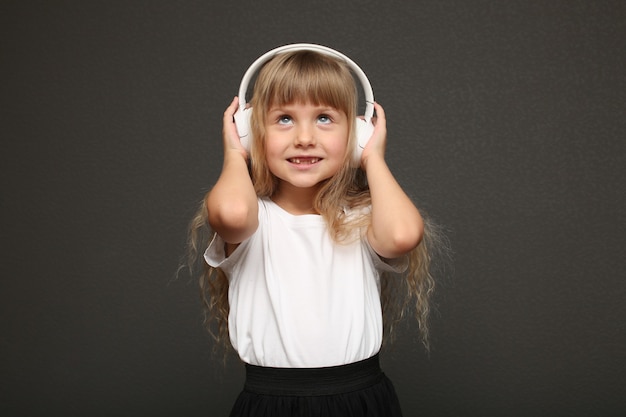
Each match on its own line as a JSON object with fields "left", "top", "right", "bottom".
{"left": 362, "top": 102, "right": 424, "bottom": 259}
{"left": 206, "top": 97, "right": 258, "bottom": 244}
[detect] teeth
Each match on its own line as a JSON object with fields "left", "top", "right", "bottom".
{"left": 291, "top": 158, "right": 320, "bottom": 165}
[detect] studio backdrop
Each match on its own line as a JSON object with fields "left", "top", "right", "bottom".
{"left": 1, "top": 1, "right": 624, "bottom": 416}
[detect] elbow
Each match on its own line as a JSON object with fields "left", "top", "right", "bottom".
{"left": 207, "top": 196, "right": 257, "bottom": 242}
{"left": 389, "top": 212, "right": 425, "bottom": 255}
{"left": 209, "top": 201, "right": 249, "bottom": 228}
{"left": 371, "top": 216, "right": 424, "bottom": 259}
{"left": 391, "top": 220, "right": 424, "bottom": 254}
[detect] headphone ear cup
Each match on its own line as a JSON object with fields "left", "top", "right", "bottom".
{"left": 233, "top": 107, "right": 253, "bottom": 152}
{"left": 352, "top": 117, "right": 375, "bottom": 166}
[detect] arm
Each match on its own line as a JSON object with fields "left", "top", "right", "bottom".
{"left": 206, "top": 97, "right": 258, "bottom": 244}
{"left": 362, "top": 102, "right": 424, "bottom": 259}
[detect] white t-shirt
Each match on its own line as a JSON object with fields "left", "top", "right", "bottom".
{"left": 204, "top": 198, "right": 407, "bottom": 368}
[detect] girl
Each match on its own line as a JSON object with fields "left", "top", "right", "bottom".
{"left": 187, "top": 46, "right": 440, "bottom": 417}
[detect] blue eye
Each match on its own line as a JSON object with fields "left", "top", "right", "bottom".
{"left": 278, "top": 115, "right": 293, "bottom": 125}
{"left": 318, "top": 115, "right": 331, "bottom": 124}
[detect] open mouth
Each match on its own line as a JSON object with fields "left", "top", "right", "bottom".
{"left": 288, "top": 157, "right": 321, "bottom": 165}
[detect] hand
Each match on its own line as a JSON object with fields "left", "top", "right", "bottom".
{"left": 222, "top": 96, "right": 248, "bottom": 159}
{"left": 360, "top": 102, "right": 387, "bottom": 170}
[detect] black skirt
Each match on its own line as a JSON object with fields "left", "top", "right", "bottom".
{"left": 229, "top": 354, "right": 403, "bottom": 417}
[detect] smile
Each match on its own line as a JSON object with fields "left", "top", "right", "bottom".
{"left": 288, "top": 157, "right": 321, "bottom": 165}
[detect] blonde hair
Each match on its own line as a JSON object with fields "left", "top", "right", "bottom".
{"left": 185, "top": 49, "right": 445, "bottom": 355}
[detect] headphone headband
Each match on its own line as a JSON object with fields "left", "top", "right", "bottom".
{"left": 237, "top": 43, "right": 375, "bottom": 119}
{"left": 233, "top": 43, "right": 375, "bottom": 166}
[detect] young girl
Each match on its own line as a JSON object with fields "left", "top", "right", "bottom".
{"left": 187, "top": 46, "right": 440, "bottom": 417}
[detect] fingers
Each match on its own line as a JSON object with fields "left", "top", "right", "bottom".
{"left": 371, "top": 102, "right": 385, "bottom": 126}
{"left": 373, "top": 101, "right": 384, "bottom": 120}
{"left": 223, "top": 96, "right": 240, "bottom": 136}
{"left": 359, "top": 101, "right": 387, "bottom": 166}
{"left": 221, "top": 97, "right": 248, "bottom": 158}
{"left": 224, "top": 96, "right": 239, "bottom": 122}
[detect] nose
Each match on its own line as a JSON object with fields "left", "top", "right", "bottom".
{"left": 294, "top": 123, "right": 316, "bottom": 147}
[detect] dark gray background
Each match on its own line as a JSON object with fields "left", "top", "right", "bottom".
{"left": 1, "top": 1, "right": 625, "bottom": 416}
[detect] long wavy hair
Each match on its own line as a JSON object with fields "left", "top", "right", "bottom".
{"left": 185, "top": 49, "right": 446, "bottom": 356}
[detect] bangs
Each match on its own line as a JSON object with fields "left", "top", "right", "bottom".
{"left": 254, "top": 51, "right": 357, "bottom": 115}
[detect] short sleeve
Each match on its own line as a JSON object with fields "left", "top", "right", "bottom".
{"left": 363, "top": 238, "right": 409, "bottom": 273}
{"left": 203, "top": 232, "right": 227, "bottom": 267}
{"left": 203, "top": 232, "right": 249, "bottom": 274}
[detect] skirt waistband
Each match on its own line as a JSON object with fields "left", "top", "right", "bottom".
{"left": 244, "top": 354, "right": 384, "bottom": 396}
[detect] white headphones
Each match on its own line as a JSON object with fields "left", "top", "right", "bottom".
{"left": 233, "top": 43, "right": 375, "bottom": 165}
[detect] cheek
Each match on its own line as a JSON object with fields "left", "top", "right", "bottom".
{"left": 263, "top": 139, "right": 282, "bottom": 172}
{"left": 263, "top": 133, "right": 275, "bottom": 155}
{"left": 330, "top": 141, "right": 348, "bottom": 159}
{"left": 329, "top": 129, "right": 350, "bottom": 159}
